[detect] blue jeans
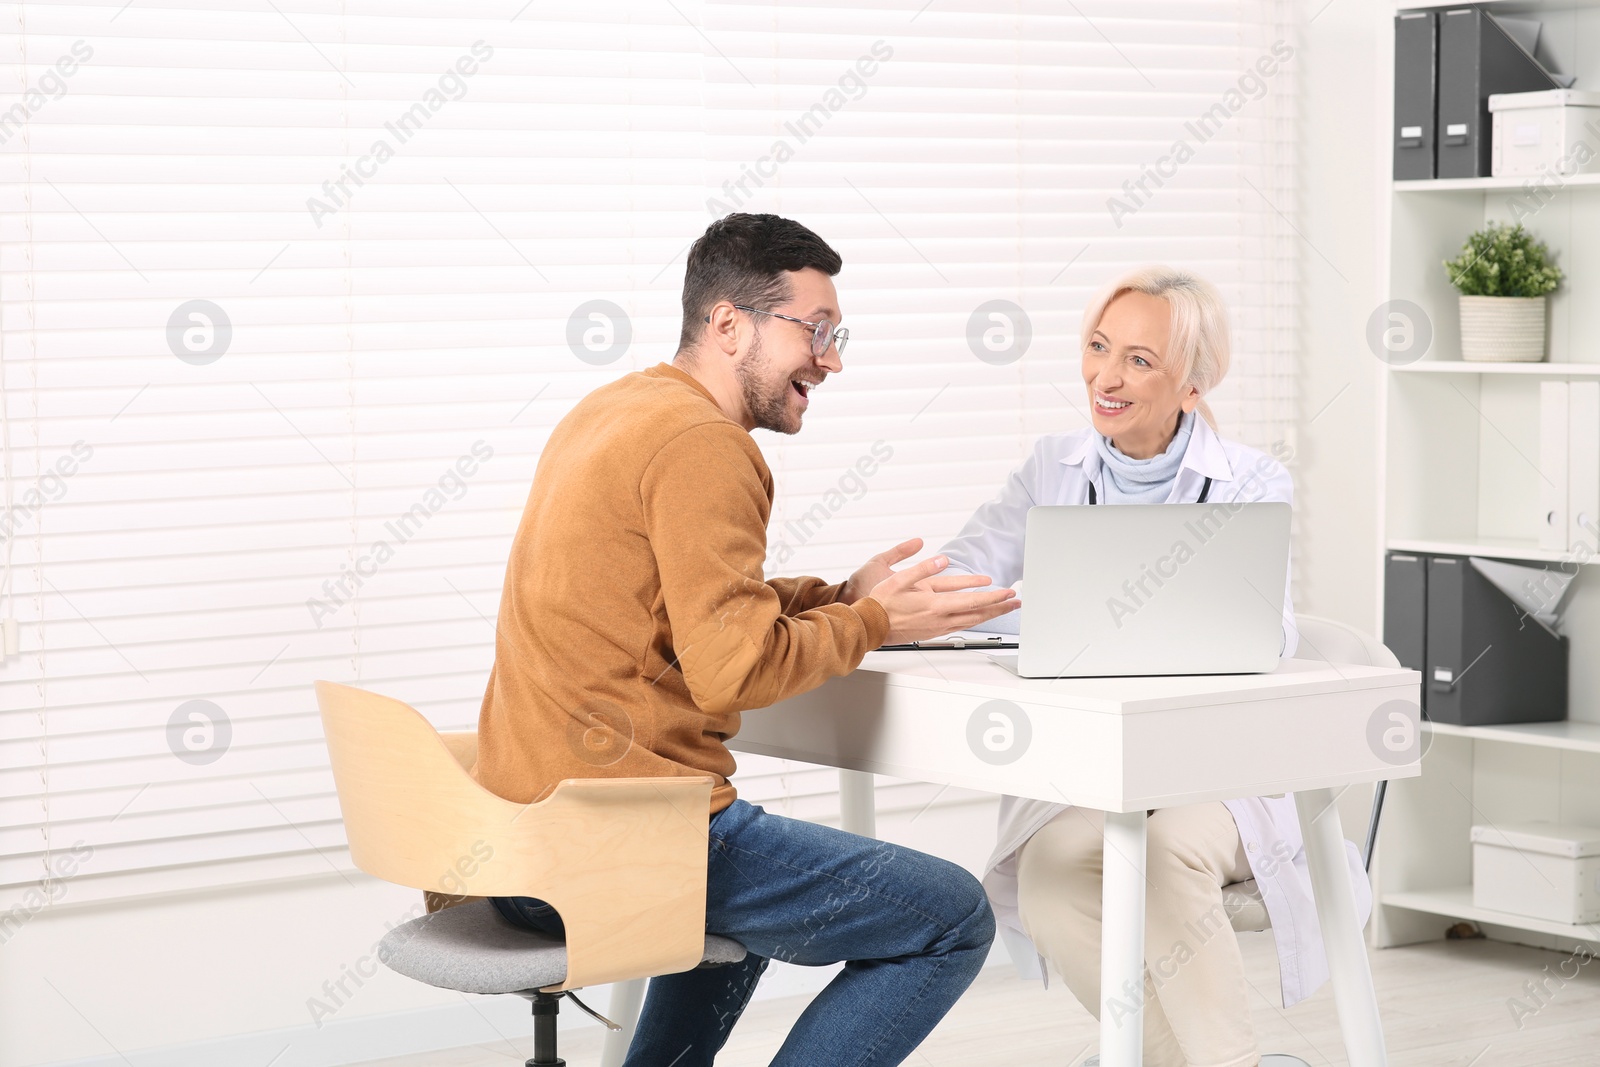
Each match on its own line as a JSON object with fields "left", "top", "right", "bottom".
{"left": 490, "top": 798, "right": 995, "bottom": 1066}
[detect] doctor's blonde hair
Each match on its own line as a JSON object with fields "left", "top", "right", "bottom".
{"left": 1079, "top": 265, "right": 1231, "bottom": 429}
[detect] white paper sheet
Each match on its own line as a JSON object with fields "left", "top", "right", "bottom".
{"left": 1469, "top": 556, "right": 1574, "bottom": 636}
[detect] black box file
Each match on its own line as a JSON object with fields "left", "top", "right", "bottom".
{"left": 1424, "top": 555, "right": 1567, "bottom": 726}
{"left": 1393, "top": 11, "right": 1439, "bottom": 179}
{"left": 1383, "top": 552, "right": 1429, "bottom": 707}
{"left": 1436, "top": 7, "right": 1558, "bottom": 179}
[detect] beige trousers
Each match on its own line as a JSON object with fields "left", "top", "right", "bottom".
{"left": 1015, "top": 802, "right": 1258, "bottom": 1067}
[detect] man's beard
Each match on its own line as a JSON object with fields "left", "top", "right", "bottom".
{"left": 735, "top": 330, "right": 800, "bottom": 435}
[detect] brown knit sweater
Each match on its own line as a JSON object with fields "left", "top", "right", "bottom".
{"left": 472, "top": 362, "right": 890, "bottom": 814}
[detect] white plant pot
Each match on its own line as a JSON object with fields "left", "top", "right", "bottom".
{"left": 1458, "top": 294, "right": 1547, "bottom": 362}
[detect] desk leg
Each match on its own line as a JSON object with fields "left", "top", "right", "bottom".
{"left": 1100, "top": 809, "right": 1146, "bottom": 1067}
{"left": 600, "top": 976, "right": 647, "bottom": 1067}
{"left": 839, "top": 769, "right": 878, "bottom": 838}
{"left": 1295, "top": 787, "right": 1388, "bottom": 1067}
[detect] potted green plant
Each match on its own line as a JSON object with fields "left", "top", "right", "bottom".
{"left": 1443, "top": 222, "right": 1563, "bottom": 362}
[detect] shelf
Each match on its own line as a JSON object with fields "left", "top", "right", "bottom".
{"left": 1385, "top": 537, "right": 1593, "bottom": 564}
{"left": 1394, "top": 173, "right": 1600, "bottom": 192}
{"left": 1391, "top": 360, "right": 1600, "bottom": 375}
{"left": 1424, "top": 719, "right": 1600, "bottom": 754}
{"left": 1394, "top": 0, "right": 1600, "bottom": 12}
{"left": 1383, "top": 886, "right": 1600, "bottom": 941}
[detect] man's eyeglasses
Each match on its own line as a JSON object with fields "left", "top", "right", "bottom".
{"left": 715, "top": 305, "right": 850, "bottom": 358}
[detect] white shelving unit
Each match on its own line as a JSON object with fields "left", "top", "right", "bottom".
{"left": 1396, "top": 0, "right": 1597, "bottom": 9}
{"left": 1426, "top": 719, "right": 1600, "bottom": 753}
{"left": 1385, "top": 536, "right": 1578, "bottom": 564}
{"left": 1395, "top": 173, "right": 1600, "bottom": 192}
{"left": 1372, "top": 0, "right": 1600, "bottom": 955}
{"left": 1390, "top": 360, "right": 1600, "bottom": 375}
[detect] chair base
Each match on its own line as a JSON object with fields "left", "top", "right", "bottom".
{"left": 517, "top": 986, "right": 624, "bottom": 1065}
{"left": 526, "top": 991, "right": 565, "bottom": 1067}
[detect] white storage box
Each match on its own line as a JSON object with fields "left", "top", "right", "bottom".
{"left": 1489, "top": 90, "right": 1600, "bottom": 177}
{"left": 1471, "top": 822, "right": 1600, "bottom": 924}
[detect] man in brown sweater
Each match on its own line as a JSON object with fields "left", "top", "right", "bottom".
{"left": 477, "top": 214, "right": 1017, "bottom": 1066}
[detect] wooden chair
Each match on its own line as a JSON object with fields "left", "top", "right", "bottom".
{"left": 315, "top": 680, "right": 745, "bottom": 1066}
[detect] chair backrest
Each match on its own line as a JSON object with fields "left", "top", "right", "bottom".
{"left": 314, "top": 680, "right": 715, "bottom": 990}
{"left": 1295, "top": 614, "right": 1400, "bottom": 671}
{"left": 439, "top": 731, "right": 478, "bottom": 773}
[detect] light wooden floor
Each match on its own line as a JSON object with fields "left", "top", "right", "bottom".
{"left": 357, "top": 932, "right": 1600, "bottom": 1066}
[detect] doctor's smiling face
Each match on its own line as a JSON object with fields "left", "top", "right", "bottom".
{"left": 1082, "top": 289, "right": 1201, "bottom": 460}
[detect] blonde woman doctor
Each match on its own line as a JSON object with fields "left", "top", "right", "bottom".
{"left": 941, "top": 266, "right": 1371, "bottom": 1067}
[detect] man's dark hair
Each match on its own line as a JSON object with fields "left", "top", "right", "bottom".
{"left": 678, "top": 213, "right": 842, "bottom": 351}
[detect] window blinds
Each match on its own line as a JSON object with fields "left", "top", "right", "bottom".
{"left": 0, "top": 0, "right": 1298, "bottom": 909}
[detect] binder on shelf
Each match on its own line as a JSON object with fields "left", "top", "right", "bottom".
{"left": 1436, "top": 7, "right": 1559, "bottom": 179}
{"left": 1383, "top": 552, "right": 1429, "bottom": 707}
{"left": 1394, "top": 11, "right": 1439, "bottom": 180}
{"left": 1570, "top": 382, "right": 1600, "bottom": 552}
{"left": 1395, "top": 10, "right": 1446, "bottom": 179}
{"left": 1568, "top": 382, "right": 1593, "bottom": 550}
{"left": 1424, "top": 555, "right": 1566, "bottom": 727}
{"left": 1541, "top": 380, "right": 1569, "bottom": 552}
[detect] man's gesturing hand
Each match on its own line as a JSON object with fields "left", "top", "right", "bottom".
{"left": 867, "top": 554, "right": 1020, "bottom": 645}
{"left": 839, "top": 537, "right": 925, "bottom": 606}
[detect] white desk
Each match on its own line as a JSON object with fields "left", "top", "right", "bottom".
{"left": 725, "top": 651, "right": 1421, "bottom": 1067}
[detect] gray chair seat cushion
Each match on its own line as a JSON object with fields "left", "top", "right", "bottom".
{"left": 379, "top": 900, "right": 747, "bottom": 995}
{"left": 1222, "top": 878, "right": 1270, "bottom": 933}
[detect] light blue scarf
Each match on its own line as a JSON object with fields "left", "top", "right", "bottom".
{"left": 1092, "top": 410, "right": 1194, "bottom": 503}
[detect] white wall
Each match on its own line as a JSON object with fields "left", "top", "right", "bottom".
{"left": 1293, "top": 0, "right": 1385, "bottom": 636}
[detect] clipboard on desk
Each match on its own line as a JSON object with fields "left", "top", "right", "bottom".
{"left": 879, "top": 632, "right": 1018, "bottom": 652}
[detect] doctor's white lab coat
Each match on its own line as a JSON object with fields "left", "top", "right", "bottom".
{"left": 940, "top": 418, "right": 1372, "bottom": 1008}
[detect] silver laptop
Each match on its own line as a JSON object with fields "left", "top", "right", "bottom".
{"left": 997, "top": 502, "right": 1291, "bottom": 678}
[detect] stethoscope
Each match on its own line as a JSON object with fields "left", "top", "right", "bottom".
{"left": 1086, "top": 476, "right": 1214, "bottom": 506}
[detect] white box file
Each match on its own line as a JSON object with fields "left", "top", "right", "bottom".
{"left": 1490, "top": 89, "right": 1600, "bottom": 177}
{"left": 1472, "top": 822, "right": 1600, "bottom": 925}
